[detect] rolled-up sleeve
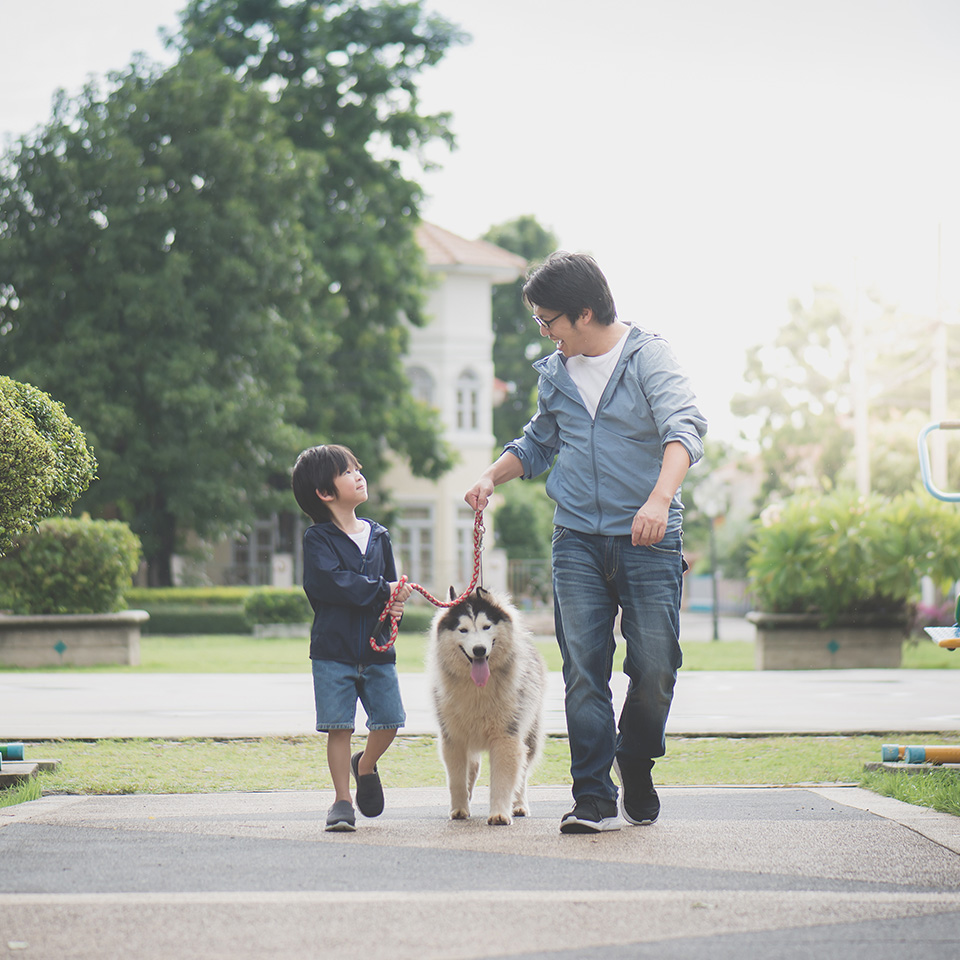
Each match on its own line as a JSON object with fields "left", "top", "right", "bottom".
{"left": 640, "top": 341, "right": 707, "bottom": 467}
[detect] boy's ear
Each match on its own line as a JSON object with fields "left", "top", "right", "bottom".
{"left": 316, "top": 487, "right": 335, "bottom": 503}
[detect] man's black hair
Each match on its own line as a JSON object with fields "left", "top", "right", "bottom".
{"left": 522, "top": 251, "right": 617, "bottom": 326}
{"left": 291, "top": 444, "right": 361, "bottom": 523}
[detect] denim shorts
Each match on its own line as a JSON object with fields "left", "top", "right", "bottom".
{"left": 311, "top": 659, "right": 406, "bottom": 732}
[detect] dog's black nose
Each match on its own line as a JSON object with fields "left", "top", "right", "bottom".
{"left": 472, "top": 645, "right": 487, "bottom": 659}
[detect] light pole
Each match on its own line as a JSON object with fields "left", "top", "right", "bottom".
{"left": 693, "top": 478, "right": 729, "bottom": 642}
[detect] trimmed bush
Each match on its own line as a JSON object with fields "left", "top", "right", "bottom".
{"left": 0, "top": 517, "right": 141, "bottom": 614}
{"left": 141, "top": 607, "right": 251, "bottom": 635}
{"left": 748, "top": 488, "right": 960, "bottom": 625}
{"left": 125, "top": 586, "right": 256, "bottom": 608}
{"left": 243, "top": 588, "right": 312, "bottom": 626}
{"left": 0, "top": 377, "right": 97, "bottom": 555}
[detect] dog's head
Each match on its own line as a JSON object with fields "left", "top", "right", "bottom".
{"left": 434, "top": 587, "right": 513, "bottom": 688}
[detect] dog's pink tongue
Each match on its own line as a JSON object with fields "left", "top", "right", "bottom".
{"left": 470, "top": 658, "right": 490, "bottom": 687}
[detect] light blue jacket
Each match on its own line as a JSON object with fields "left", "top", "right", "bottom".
{"left": 503, "top": 325, "right": 707, "bottom": 537}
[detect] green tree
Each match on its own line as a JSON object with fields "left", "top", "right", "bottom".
{"left": 0, "top": 53, "right": 330, "bottom": 582}
{"left": 729, "top": 285, "right": 960, "bottom": 502}
{"left": 482, "top": 215, "right": 558, "bottom": 446}
{"left": 175, "top": 0, "right": 465, "bottom": 480}
{"left": 0, "top": 378, "right": 97, "bottom": 555}
{"left": 1, "top": 2, "right": 464, "bottom": 583}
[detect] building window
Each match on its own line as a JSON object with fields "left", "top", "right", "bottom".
{"left": 232, "top": 518, "right": 276, "bottom": 586}
{"left": 407, "top": 365, "right": 435, "bottom": 405}
{"left": 396, "top": 505, "right": 434, "bottom": 586}
{"left": 456, "top": 368, "right": 480, "bottom": 431}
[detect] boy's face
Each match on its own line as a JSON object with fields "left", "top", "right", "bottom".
{"left": 321, "top": 463, "right": 368, "bottom": 509}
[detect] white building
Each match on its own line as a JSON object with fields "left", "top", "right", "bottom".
{"left": 174, "top": 222, "right": 527, "bottom": 590}
{"left": 386, "top": 222, "right": 526, "bottom": 595}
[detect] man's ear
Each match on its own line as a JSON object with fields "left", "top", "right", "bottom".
{"left": 316, "top": 487, "right": 335, "bottom": 503}
{"left": 577, "top": 307, "right": 595, "bottom": 325}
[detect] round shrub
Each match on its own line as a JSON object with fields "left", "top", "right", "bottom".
{"left": 242, "top": 588, "right": 312, "bottom": 626}
{"left": 0, "top": 517, "right": 142, "bottom": 614}
{"left": 748, "top": 488, "right": 960, "bottom": 625}
{"left": 0, "top": 377, "right": 97, "bottom": 555}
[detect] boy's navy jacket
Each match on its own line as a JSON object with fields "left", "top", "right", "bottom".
{"left": 301, "top": 519, "right": 398, "bottom": 664}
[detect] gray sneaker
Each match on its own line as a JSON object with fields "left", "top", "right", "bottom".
{"left": 325, "top": 799, "right": 356, "bottom": 832}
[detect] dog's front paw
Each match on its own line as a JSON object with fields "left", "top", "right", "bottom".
{"left": 487, "top": 812, "right": 513, "bottom": 826}
{"left": 512, "top": 803, "right": 529, "bottom": 817}
{"left": 450, "top": 806, "right": 471, "bottom": 820}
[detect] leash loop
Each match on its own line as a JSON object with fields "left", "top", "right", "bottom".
{"left": 369, "top": 509, "right": 485, "bottom": 652}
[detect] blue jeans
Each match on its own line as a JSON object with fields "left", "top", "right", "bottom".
{"left": 551, "top": 526, "right": 683, "bottom": 803}
{"left": 312, "top": 659, "right": 406, "bottom": 732}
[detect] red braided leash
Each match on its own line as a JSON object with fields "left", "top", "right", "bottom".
{"left": 370, "top": 509, "right": 485, "bottom": 652}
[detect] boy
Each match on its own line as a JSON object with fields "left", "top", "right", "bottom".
{"left": 292, "top": 444, "right": 412, "bottom": 832}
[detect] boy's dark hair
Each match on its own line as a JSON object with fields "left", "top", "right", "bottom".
{"left": 522, "top": 251, "right": 617, "bottom": 326}
{"left": 292, "top": 444, "right": 361, "bottom": 523}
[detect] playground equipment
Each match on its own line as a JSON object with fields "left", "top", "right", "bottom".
{"left": 876, "top": 425, "right": 960, "bottom": 768}
{"left": 918, "top": 420, "right": 960, "bottom": 649}
{"left": 882, "top": 744, "right": 960, "bottom": 765}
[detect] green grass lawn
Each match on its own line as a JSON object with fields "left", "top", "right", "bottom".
{"left": 4, "top": 733, "right": 959, "bottom": 818}
{"left": 2, "top": 633, "right": 955, "bottom": 674}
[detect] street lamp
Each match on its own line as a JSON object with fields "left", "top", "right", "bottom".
{"left": 693, "top": 477, "right": 729, "bottom": 642}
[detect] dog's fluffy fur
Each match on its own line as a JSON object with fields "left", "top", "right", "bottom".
{"left": 427, "top": 587, "right": 547, "bottom": 825}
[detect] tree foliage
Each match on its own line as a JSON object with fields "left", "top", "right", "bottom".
{"left": 0, "top": 377, "right": 97, "bottom": 556}
{"left": 482, "top": 215, "right": 558, "bottom": 446}
{"left": 730, "top": 285, "right": 960, "bottom": 502}
{"left": 0, "top": 2, "right": 464, "bottom": 583}
{"left": 176, "top": 0, "right": 466, "bottom": 479}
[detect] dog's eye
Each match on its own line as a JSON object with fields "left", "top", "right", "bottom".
{"left": 459, "top": 627, "right": 469, "bottom": 633}
{"left": 483, "top": 624, "right": 492, "bottom": 630}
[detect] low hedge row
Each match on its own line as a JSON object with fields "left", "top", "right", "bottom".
{"left": 126, "top": 587, "right": 439, "bottom": 636}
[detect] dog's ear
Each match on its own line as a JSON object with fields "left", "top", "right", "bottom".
{"left": 476, "top": 586, "right": 488, "bottom": 600}
{"left": 448, "top": 585, "right": 457, "bottom": 601}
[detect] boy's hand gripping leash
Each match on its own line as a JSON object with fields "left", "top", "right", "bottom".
{"left": 370, "top": 509, "right": 485, "bottom": 652}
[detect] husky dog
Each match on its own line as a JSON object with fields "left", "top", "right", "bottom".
{"left": 427, "top": 587, "right": 547, "bottom": 825}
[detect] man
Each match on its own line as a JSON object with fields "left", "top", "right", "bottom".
{"left": 465, "top": 252, "right": 706, "bottom": 834}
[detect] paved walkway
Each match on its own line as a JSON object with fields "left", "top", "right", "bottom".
{"left": 3, "top": 786, "right": 960, "bottom": 959}
{"left": 3, "top": 613, "right": 960, "bottom": 958}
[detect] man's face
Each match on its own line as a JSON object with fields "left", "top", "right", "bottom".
{"left": 532, "top": 307, "right": 584, "bottom": 358}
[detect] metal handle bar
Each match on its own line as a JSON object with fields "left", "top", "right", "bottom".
{"left": 918, "top": 421, "right": 960, "bottom": 502}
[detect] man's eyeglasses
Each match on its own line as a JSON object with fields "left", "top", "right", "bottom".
{"left": 533, "top": 311, "right": 564, "bottom": 330}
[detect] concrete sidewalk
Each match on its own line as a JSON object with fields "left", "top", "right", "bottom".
{"left": 3, "top": 668, "right": 960, "bottom": 740}
{"left": 2, "top": 612, "right": 959, "bottom": 740}
{"left": 2, "top": 785, "right": 960, "bottom": 959}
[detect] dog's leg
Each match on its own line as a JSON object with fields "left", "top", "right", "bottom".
{"left": 513, "top": 771, "right": 530, "bottom": 818}
{"left": 487, "top": 738, "right": 524, "bottom": 825}
{"left": 467, "top": 754, "right": 480, "bottom": 800}
{"left": 514, "top": 720, "right": 544, "bottom": 817}
{"left": 440, "top": 734, "right": 471, "bottom": 820}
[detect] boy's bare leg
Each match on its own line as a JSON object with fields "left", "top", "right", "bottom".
{"left": 327, "top": 729, "right": 354, "bottom": 802}
{"left": 357, "top": 728, "right": 397, "bottom": 775}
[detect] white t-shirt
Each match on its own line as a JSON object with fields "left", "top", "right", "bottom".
{"left": 347, "top": 520, "right": 371, "bottom": 554}
{"left": 566, "top": 326, "right": 630, "bottom": 419}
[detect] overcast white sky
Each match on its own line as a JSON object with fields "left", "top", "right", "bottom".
{"left": 3, "top": 0, "right": 960, "bottom": 443}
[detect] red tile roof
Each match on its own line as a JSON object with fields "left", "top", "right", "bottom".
{"left": 417, "top": 221, "right": 527, "bottom": 275}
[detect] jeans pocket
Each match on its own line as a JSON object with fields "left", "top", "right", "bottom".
{"left": 645, "top": 539, "right": 682, "bottom": 559}
{"left": 551, "top": 525, "right": 569, "bottom": 546}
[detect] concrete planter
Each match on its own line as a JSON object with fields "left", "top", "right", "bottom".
{"left": 0, "top": 610, "right": 149, "bottom": 667}
{"left": 746, "top": 611, "right": 908, "bottom": 670}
